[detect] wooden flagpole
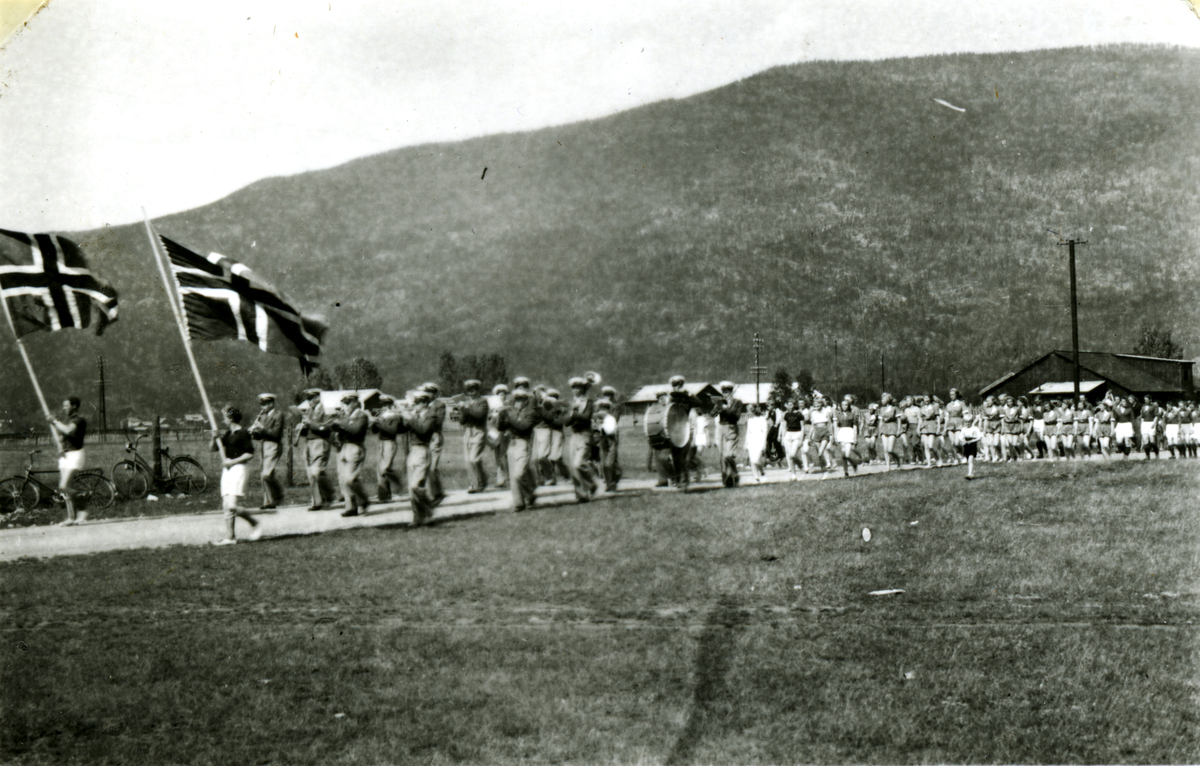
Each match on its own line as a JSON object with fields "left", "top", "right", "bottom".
{"left": 141, "top": 210, "right": 226, "bottom": 459}
{"left": 0, "top": 288, "right": 65, "bottom": 453}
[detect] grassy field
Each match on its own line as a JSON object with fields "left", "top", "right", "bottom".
{"left": 2, "top": 458, "right": 1196, "bottom": 764}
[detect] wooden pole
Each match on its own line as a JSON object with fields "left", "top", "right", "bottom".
{"left": 1068, "top": 239, "right": 1081, "bottom": 401}
{"left": 152, "top": 414, "right": 164, "bottom": 480}
{"left": 1057, "top": 238, "right": 1087, "bottom": 402}
{"left": 142, "top": 211, "right": 226, "bottom": 460}
{"left": 0, "top": 284, "right": 64, "bottom": 453}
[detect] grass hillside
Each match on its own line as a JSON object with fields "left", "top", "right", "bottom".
{"left": 3, "top": 44, "right": 1197, "bottom": 419}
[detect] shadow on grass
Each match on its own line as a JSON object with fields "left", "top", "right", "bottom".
{"left": 666, "top": 593, "right": 748, "bottom": 766}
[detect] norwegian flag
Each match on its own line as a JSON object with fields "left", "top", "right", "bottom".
{"left": 0, "top": 229, "right": 119, "bottom": 337}
{"left": 159, "top": 234, "right": 326, "bottom": 366}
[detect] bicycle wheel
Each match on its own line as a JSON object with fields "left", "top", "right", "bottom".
{"left": 72, "top": 473, "right": 116, "bottom": 511}
{"left": 0, "top": 478, "right": 37, "bottom": 513}
{"left": 112, "top": 461, "right": 151, "bottom": 499}
{"left": 170, "top": 456, "right": 208, "bottom": 494}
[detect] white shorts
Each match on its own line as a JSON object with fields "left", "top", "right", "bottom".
{"left": 783, "top": 431, "right": 804, "bottom": 458}
{"left": 58, "top": 449, "right": 85, "bottom": 480}
{"left": 836, "top": 427, "right": 856, "bottom": 445}
{"left": 1141, "top": 423, "right": 1156, "bottom": 439}
{"left": 1115, "top": 422, "right": 1134, "bottom": 441}
{"left": 1033, "top": 421, "right": 1045, "bottom": 436}
{"left": 221, "top": 463, "right": 248, "bottom": 498}
{"left": 1165, "top": 424, "right": 1179, "bottom": 442}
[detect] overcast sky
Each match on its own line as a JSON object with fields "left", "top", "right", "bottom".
{"left": 1, "top": 0, "right": 1198, "bottom": 232}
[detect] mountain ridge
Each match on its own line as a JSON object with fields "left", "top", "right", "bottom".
{"left": 2, "top": 44, "right": 1197, "bottom": 422}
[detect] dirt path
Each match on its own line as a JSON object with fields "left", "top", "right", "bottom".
{"left": 0, "top": 461, "right": 944, "bottom": 561}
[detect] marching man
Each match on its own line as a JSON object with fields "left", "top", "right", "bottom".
{"left": 297, "top": 388, "right": 336, "bottom": 510}
{"left": 713, "top": 381, "right": 746, "bottom": 488}
{"left": 422, "top": 382, "right": 447, "bottom": 504}
{"left": 459, "top": 379, "right": 491, "bottom": 493}
{"left": 248, "top": 392, "right": 284, "bottom": 510}
{"left": 566, "top": 376, "right": 599, "bottom": 502}
{"left": 498, "top": 387, "right": 541, "bottom": 511}
{"left": 595, "top": 385, "right": 621, "bottom": 492}
{"left": 402, "top": 388, "right": 440, "bottom": 526}
{"left": 331, "top": 392, "right": 370, "bottom": 517}
{"left": 490, "top": 384, "right": 510, "bottom": 489}
{"left": 371, "top": 395, "right": 405, "bottom": 503}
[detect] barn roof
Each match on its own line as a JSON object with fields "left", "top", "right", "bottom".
{"left": 980, "top": 351, "right": 1191, "bottom": 397}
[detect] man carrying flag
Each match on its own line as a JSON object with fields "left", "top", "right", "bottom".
{"left": 146, "top": 226, "right": 329, "bottom": 519}
{"left": 0, "top": 229, "right": 118, "bottom": 526}
{"left": 48, "top": 396, "right": 88, "bottom": 526}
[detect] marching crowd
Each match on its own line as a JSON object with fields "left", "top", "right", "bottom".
{"left": 44, "top": 374, "right": 1200, "bottom": 543}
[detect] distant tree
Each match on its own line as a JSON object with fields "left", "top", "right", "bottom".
{"left": 768, "top": 367, "right": 793, "bottom": 408}
{"left": 437, "top": 351, "right": 459, "bottom": 394}
{"left": 334, "top": 357, "right": 383, "bottom": 390}
{"left": 1132, "top": 323, "right": 1182, "bottom": 359}
{"left": 478, "top": 353, "right": 508, "bottom": 391}
{"left": 456, "top": 355, "right": 480, "bottom": 391}
{"left": 795, "top": 369, "right": 814, "bottom": 398}
{"left": 306, "top": 367, "right": 336, "bottom": 392}
{"left": 437, "top": 351, "right": 508, "bottom": 394}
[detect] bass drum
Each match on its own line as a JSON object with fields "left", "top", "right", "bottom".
{"left": 645, "top": 402, "right": 691, "bottom": 449}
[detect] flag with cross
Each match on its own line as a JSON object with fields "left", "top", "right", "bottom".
{"left": 0, "top": 228, "right": 119, "bottom": 336}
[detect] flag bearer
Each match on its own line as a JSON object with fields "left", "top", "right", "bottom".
{"left": 48, "top": 396, "right": 88, "bottom": 526}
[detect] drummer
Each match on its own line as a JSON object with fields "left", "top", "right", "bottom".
{"left": 666, "top": 375, "right": 703, "bottom": 489}
{"left": 646, "top": 390, "right": 676, "bottom": 487}
{"left": 594, "top": 397, "right": 621, "bottom": 492}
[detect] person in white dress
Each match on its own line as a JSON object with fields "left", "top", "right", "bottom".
{"left": 745, "top": 404, "right": 770, "bottom": 482}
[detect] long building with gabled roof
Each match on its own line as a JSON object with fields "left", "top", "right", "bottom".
{"left": 979, "top": 351, "right": 1194, "bottom": 402}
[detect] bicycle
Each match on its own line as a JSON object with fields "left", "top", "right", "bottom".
{"left": 112, "top": 433, "right": 209, "bottom": 499}
{"left": 0, "top": 450, "right": 116, "bottom": 514}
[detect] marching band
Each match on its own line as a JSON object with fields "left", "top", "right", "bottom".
{"left": 218, "top": 374, "right": 1200, "bottom": 537}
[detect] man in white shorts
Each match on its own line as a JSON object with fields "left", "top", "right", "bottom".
{"left": 49, "top": 396, "right": 87, "bottom": 526}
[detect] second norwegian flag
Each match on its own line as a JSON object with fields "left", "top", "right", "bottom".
{"left": 156, "top": 233, "right": 327, "bottom": 367}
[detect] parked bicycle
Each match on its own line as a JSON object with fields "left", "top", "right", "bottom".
{"left": 112, "top": 433, "right": 209, "bottom": 499}
{"left": 0, "top": 450, "right": 116, "bottom": 513}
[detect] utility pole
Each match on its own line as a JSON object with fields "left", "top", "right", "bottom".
{"left": 1058, "top": 238, "right": 1087, "bottom": 401}
{"left": 834, "top": 340, "right": 839, "bottom": 399}
{"left": 751, "top": 333, "right": 766, "bottom": 405}
{"left": 96, "top": 355, "right": 108, "bottom": 437}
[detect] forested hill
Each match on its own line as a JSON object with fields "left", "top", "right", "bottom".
{"left": 4, "top": 44, "right": 1198, "bottom": 422}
